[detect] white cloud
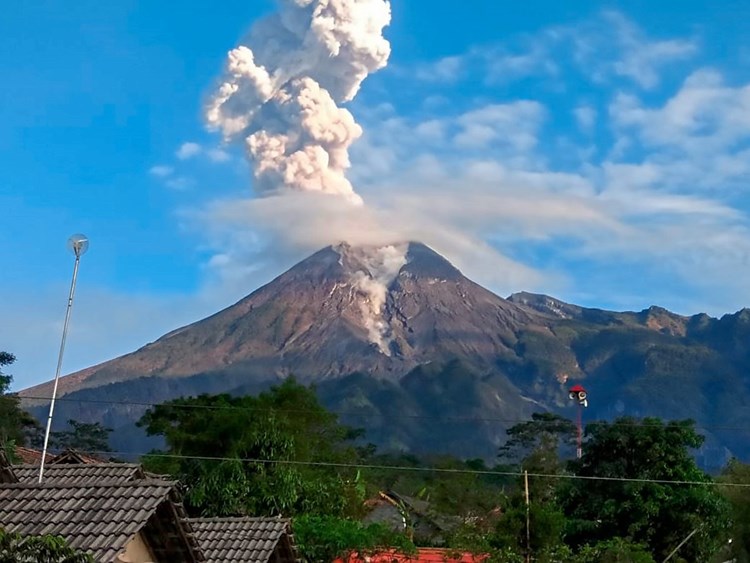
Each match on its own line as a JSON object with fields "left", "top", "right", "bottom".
{"left": 165, "top": 176, "right": 193, "bottom": 191}
{"left": 483, "top": 41, "right": 559, "bottom": 83}
{"left": 606, "top": 70, "right": 750, "bottom": 197}
{"left": 454, "top": 102, "right": 545, "bottom": 151}
{"left": 176, "top": 142, "right": 202, "bottom": 160}
{"left": 414, "top": 55, "right": 463, "bottom": 82}
{"left": 568, "top": 10, "right": 697, "bottom": 89}
{"left": 574, "top": 105, "right": 597, "bottom": 133}
{"left": 611, "top": 70, "right": 750, "bottom": 153}
{"left": 207, "top": 148, "right": 231, "bottom": 162}
{"left": 460, "top": 101, "right": 545, "bottom": 151}
{"left": 149, "top": 165, "right": 174, "bottom": 177}
{"left": 406, "top": 10, "right": 697, "bottom": 91}
{"left": 603, "top": 11, "right": 697, "bottom": 89}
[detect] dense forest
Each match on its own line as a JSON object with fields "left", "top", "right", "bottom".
{"left": 3, "top": 350, "right": 749, "bottom": 562}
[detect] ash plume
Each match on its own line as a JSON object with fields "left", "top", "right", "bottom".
{"left": 206, "top": 0, "right": 392, "bottom": 203}
{"left": 345, "top": 243, "right": 407, "bottom": 354}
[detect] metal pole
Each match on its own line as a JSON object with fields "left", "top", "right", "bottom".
{"left": 38, "top": 254, "right": 81, "bottom": 483}
{"left": 576, "top": 403, "right": 583, "bottom": 459}
{"left": 662, "top": 527, "right": 700, "bottom": 563}
{"left": 524, "top": 470, "right": 531, "bottom": 563}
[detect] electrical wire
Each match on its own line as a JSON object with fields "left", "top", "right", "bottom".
{"left": 18, "top": 394, "right": 750, "bottom": 433}
{"left": 46, "top": 449, "right": 750, "bottom": 489}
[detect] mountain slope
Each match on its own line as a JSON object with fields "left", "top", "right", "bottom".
{"left": 23, "top": 242, "right": 549, "bottom": 398}
{"left": 20, "top": 242, "right": 750, "bottom": 465}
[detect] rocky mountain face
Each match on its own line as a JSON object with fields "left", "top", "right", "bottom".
{"left": 20, "top": 242, "right": 750, "bottom": 466}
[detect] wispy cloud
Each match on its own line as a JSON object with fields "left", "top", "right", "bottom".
{"left": 406, "top": 10, "right": 697, "bottom": 90}
{"left": 165, "top": 176, "right": 193, "bottom": 191}
{"left": 181, "top": 9, "right": 750, "bottom": 319}
{"left": 207, "top": 148, "right": 230, "bottom": 162}
{"left": 149, "top": 165, "right": 174, "bottom": 177}
{"left": 176, "top": 142, "right": 202, "bottom": 160}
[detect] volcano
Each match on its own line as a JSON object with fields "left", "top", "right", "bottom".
{"left": 22, "top": 242, "right": 549, "bottom": 399}
{"left": 20, "top": 242, "right": 750, "bottom": 463}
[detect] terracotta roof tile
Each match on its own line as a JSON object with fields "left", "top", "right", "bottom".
{"left": 338, "top": 549, "right": 488, "bottom": 562}
{"left": 13, "top": 446, "right": 43, "bottom": 465}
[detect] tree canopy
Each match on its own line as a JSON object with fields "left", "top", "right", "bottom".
{"left": 560, "top": 417, "right": 730, "bottom": 562}
{"left": 51, "top": 419, "right": 112, "bottom": 454}
{"left": 134, "top": 379, "right": 739, "bottom": 562}
{"left": 718, "top": 458, "right": 750, "bottom": 562}
{"left": 138, "top": 378, "right": 364, "bottom": 517}
{"left": 0, "top": 352, "right": 40, "bottom": 456}
{"left": 0, "top": 528, "right": 92, "bottom": 563}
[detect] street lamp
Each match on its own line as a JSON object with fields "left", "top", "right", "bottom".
{"left": 568, "top": 384, "right": 588, "bottom": 459}
{"left": 38, "top": 234, "right": 89, "bottom": 483}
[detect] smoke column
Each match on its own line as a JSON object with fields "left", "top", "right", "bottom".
{"left": 206, "top": 0, "right": 391, "bottom": 204}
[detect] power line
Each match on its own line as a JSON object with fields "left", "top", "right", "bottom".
{"left": 19, "top": 394, "right": 750, "bottom": 433}
{"left": 56, "top": 450, "right": 750, "bottom": 489}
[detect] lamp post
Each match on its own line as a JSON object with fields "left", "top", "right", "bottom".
{"left": 568, "top": 384, "right": 588, "bottom": 459}
{"left": 38, "top": 234, "right": 89, "bottom": 483}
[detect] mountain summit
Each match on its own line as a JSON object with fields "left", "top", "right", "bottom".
{"left": 20, "top": 243, "right": 750, "bottom": 463}
{"left": 23, "top": 242, "right": 547, "bottom": 399}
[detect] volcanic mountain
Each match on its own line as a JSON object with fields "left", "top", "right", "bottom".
{"left": 21, "top": 242, "right": 750, "bottom": 464}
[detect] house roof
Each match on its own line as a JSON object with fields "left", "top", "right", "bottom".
{"left": 13, "top": 446, "right": 44, "bottom": 465}
{"left": 13, "top": 463, "right": 148, "bottom": 485}
{"left": 188, "top": 517, "right": 295, "bottom": 563}
{"left": 12, "top": 446, "right": 106, "bottom": 466}
{"left": 0, "top": 478, "right": 205, "bottom": 562}
{"left": 51, "top": 449, "right": 108, "bottom": 465}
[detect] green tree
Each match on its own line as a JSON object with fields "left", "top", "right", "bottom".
{"left": 490, "top": 495, "right": 567, "bottom": 557}
{"left": 561, "top": 417, "right": 730, "bottom": 562}
{"left": 293, "top": 515, "right": 415, "bottom": 562}
{"left": 574, "top": 538, "right": 654, "bottom": 563}
{"left": 0, "top": 528, "right": 92, "bottom": 563}
{"left": 499, "top": 413, "right": 576, "bottom": 502}
{"left": 50, "top": 419, "right": 112, "bottom": 453}
{"left": 717, "top": 458, "right": 750, "bottom": 562}
{"left": 138, "top": 378, "right": 363, "bottom": 517}
{"left": 0, "top": 352, "right": 40, "bottom": 457}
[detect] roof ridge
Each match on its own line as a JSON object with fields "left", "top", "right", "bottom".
{"left": 187, "top": 516, "right": 290, "bottom": 523}
{"left": 12, "top": 462, "right": 141, "bottom": 468}
{"left": 0, "top": 478, "right": 178, "bottom": 489}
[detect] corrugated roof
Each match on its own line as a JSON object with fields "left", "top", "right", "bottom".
{"left": 0, "top": 480, "right": 180, "bottom": 562}
{"left": 188, "top": 517, "right": 293, "bottom": 563}
{"left": 13, "top": 463, "right": 146, "bottom": 485}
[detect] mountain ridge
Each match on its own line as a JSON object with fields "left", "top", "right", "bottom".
{"left": 20, "top": 242, "right": 750, "bottom": 465}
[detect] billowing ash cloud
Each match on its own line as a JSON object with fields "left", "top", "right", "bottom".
{"left": 206, "top": 0, "right": 391, "bottom": 203}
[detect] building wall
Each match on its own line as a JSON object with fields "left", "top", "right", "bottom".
{"left": 116, "top": 533, "right": 157, "bottom": 563}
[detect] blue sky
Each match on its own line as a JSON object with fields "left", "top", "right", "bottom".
{"left": 3, "top": 0, "right": 750, "bottom": 388}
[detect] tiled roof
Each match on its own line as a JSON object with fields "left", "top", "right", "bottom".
{"left": 188, "top": 517, "right": 295, "bottom": 563}
{"left": 51, "top": 449, "right": 108, "bottom": 465}
{"left": 12, "top": 447, "right": 107, "bottom": 466}
{"left": 0, "top": 480, "right": 170, "bottom": 560}
{"left": 13, "top": 446, "right": 43, "bottom": 465}
{"left": 0, "top": 463, "right": 204, "bottom": 561}
{"left": 13, "top": 463, "right": 146, "bottom": 485}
